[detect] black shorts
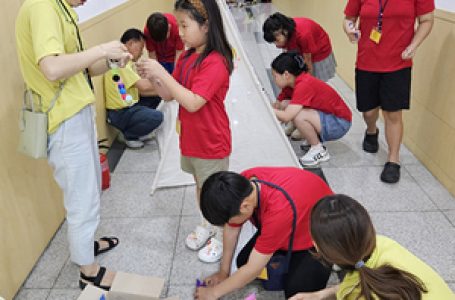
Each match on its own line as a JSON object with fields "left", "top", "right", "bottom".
{"left": 355, "top": 67, "right": 411, "bottom": 112}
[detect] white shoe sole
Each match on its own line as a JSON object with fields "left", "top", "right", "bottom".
{"left": 197, "top": 238, "right": 223, "bottom": 263}
{"left": 185, "top": 228, "right": 215, "bottom": 251}
{"left": 300, "top": 153, "right": 330, "bottom": 166}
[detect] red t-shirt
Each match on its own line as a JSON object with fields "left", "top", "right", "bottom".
{"left": 285, "top": 18, "right": 332, "bottom": 63}
{"left": 143, "top": 13, "right": 184, "bottom": 63}
{"left": 277, "top": 87, "right": 293, "bottom": 102}
{"left": 290, "top": 73, "right": 352, "bottom": 122}
{"left": 237, "top": 167, "right": 333, "bottom": 254}
{"left": 173, "top": 50, "right": 231, "bottom": 159}
{"left": 344, "top": 0, "right": 434, "bottom": 72}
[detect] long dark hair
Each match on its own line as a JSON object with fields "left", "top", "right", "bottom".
{"left": 175, "top": 0, "right": 233, "bottom": 74}
{"left": 310, "top": 194, "right": 428, "bottom": 300}
{"left": 263, "top": 12, "right": 296, "bottom": 43}
{"left": 271, "top": 51, "right": 308, "bottom": 76}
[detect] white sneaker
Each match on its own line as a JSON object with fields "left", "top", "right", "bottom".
{"left": 291, "top": 128, "right": 303, "bottom": 140}
{"left": 125, "top": 139, "right": 144, "bottom": 149}
{"left": 185, "top": 225, "right": 215, "bottom": 251}
{"left": 300, "top": 146, "right": 330, "bottom": 166}
{"left": 300, "top": 139, "right": 311, "bottom": 151}
{"left": 284, "top": 122, "right": 296, "bottom": 136}
{"left": 138, "top": 132, "right": 156, "bottom": 142}
{"left": 198, "top": 237, "right": 223, "bottom": 263}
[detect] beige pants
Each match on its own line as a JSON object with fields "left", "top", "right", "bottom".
{"left": 181, "top": 156, "right": 230, "bottom": 188}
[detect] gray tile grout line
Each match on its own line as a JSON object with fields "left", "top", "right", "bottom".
{"left": 13, "top": 220, "right": 68, "bottom": 297}
{"left": 320, "top": 162, "right": 422, "bottom": 169}
{"left": 405, "top": 164, "right": 455, "bottom": 215}
{"left": 47, "top": 256, "right": 71, "bottom": 299}
{"left": 165, "top": 187, "right": 187, "bottom": 297}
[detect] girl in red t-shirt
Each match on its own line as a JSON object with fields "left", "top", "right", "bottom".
{"left": 272, "top": 52, "right": 352, "bottom": 166}
{"left": 263, "top": 12, "right": 336, "bottom": 82}
{"left": 343, "top": 0, "right": 434, "bottom": 183}
{"left": 137, "top": 0, "right": 233, "bottom": 264}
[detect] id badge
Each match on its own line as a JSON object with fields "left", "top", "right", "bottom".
{"left": 370, "top": 27, "right": 382, "bottom": 44}
{"left": 176, "top": 119, "right": 181, "bottom": 135}
{"left": 257, "top": 267, "right": 268, "bottom": 280}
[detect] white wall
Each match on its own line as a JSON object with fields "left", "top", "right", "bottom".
{"left": 75, "top": 0, "right": 127, "bottom": 22}
{"left": 436, "top": 0, "right": 455, "bottom": 12}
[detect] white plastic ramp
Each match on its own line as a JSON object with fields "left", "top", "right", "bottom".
{"left": 151, "top": 0, "right": 299, "bottom": 194}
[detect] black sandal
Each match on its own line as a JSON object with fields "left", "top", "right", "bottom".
{"left": 79, "top": 266, "right": 111, "bottom": 291}
{"left": 94, "top": 236, "right": 119, "bottom": 256}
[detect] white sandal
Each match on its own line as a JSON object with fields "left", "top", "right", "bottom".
{"left": 185, "top": 225, "right": 215, "bottom": 251}
{"left": 198, "top": 237, "right": 223, "bottom": 263}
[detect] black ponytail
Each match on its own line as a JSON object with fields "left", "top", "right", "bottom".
{"left": 271, "top": 51, "right": 308, "bottom": 76}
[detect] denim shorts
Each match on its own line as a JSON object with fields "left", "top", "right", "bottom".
{"left": 318, "top": 111, "right": 351, "bottom": 142}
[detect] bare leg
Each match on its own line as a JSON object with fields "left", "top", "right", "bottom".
{"left": 363, "top": 108, "right": 380, "bottom": 134}
{"left": 293, "top": 109, "right": 322, "bottom": 146}
{"left": 382, "top": 110, "right": 403, "bottom": 163}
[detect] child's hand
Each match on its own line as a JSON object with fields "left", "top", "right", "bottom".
{"left": 99, "top": 41, "right": 132, "bottom": 65}
{"left": 204, "top": 270, "right": 228, "bottom": 287}
{"left": 194, "top": 287, "right": 218, "bottom": 300}
{"left": 136, "top": 59, "right": 165, "bottom": 79}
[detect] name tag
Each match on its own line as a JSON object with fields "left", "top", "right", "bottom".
{"left": 176, "top": 119, "right": 181, "bottom": 135}
{"left": 370, "top": 27, "right": 382, "bottom": 44}
{"left": 257, "top": 267, "right": 268, "bottom": 280}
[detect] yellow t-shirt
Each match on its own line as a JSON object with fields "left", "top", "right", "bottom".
{"left": 16, "top": 0, "right": 95, "bottom": 133}
{"left": 103, "top": 61, "right": 140, "bottom": 110}
{"left": 337, "top": 235, "right": 454, "bottom": 300}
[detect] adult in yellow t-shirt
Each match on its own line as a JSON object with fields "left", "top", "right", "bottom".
{"left": 16, "top": 0, "right": 132, "bottom": 290}
{"left": 290, "top": 194, "right": 454, "bottom": 300}
{"left": 104, "top": 29, "right": 163, "bottom": 149}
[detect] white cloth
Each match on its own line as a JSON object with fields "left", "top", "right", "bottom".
{"left": 48, "top": 105, "right": 101, "bottom": 265}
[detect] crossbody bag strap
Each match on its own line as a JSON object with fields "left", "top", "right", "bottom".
{"left": 252, "top": 179, "right": 298, "bottom": 273}
{"left": 46, "top": 80, "right": 66, "bottom": 113}
{"left": 23, "top": 79, "right": 66, "bottom": 113}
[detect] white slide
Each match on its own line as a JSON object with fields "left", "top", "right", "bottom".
{"left": 150, "top": 0, "right": 300, "bottom": 194}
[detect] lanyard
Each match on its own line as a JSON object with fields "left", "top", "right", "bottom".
{"left": 377, "top": 0, "right": 389, "bottom": 32}
{"left": 56, "top": 0, "right": 94, "bottom": 90}
{"left": 251, "top": 179, "right": 298, "bottom": 270}
{"left": 178, "top": 52, "right": 197, "bottom": 87}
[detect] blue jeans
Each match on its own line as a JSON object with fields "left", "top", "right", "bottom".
{"left": 138, "top": 95, "right": 161, "bottom": 109}
{"left": 107, "top": 104, "right": 163, "bottom": 140}
{"left": 160, "top": 61, "right": 175, "bottom": 74}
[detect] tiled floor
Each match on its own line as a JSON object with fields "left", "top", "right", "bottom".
{"left": 14, "top": 3, "right": 455, "bottom": 300}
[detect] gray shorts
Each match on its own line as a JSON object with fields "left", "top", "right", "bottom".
{"left": 313, "top": 52, "right": 337, "bottom": 82}
{"left": 181, "top": 156, "right": 230, "bottom": 188}
{"left": 318, "top": 111, "right": 351, "bottom": 142}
